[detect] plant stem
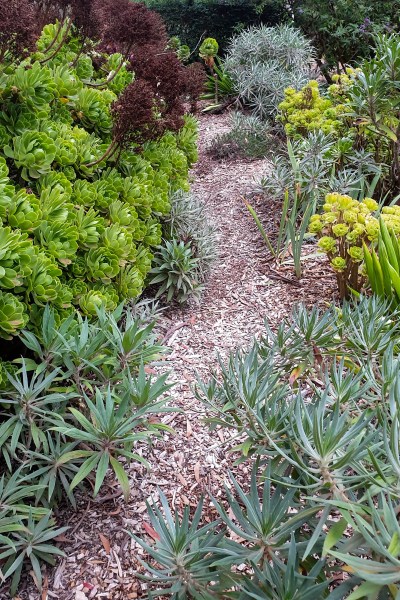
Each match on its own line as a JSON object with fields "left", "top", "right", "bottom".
{"left": 40, "top": 18, "right": 73, "bottom": 65}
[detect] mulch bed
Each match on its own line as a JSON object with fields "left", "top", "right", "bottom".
{"left": 7, "top": 111, "right": 336, "bottom": 600}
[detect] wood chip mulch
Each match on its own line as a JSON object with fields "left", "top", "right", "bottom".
{"left": 7, "top": 112, "right": 337, "bottom": 600}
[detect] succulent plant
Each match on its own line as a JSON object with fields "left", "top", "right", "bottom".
{"left": 116, "top": 264, "right": 144, "bottom": 300}
{"left": 149, "top": 239, "right": 203, "bottom": 303}
{"left": 25, "top": 250, "right": 63, "bottom": 305}
{"left": 0, "top": 226, "right": 32, "bottom": 289}
{"left": 86, "top": 247, "right": 120, "bottom": 283}
{"left": 199, "top": 37, "right": 219, "bottom": 68}
{"left": 0, "top": 4, "right": 198, "bottom": 341}
{"left": 278, "top": 71, "right": 358, "bottom": 139}
{"left": 5, "top": 131, "right": 57, "bottom": 181}
{"left": 309, "top": 193, "right": 400, "bottom": 299}
{"left": 0, "top": 291, "right": 28, "bottom": 339}
{"left": 10, "top": 62, "right": 56, "bottom": 112}
{"left": 79, "top": 289, "right": 113, "bottom": 316}
{"left": 74, "top": 207, "right": 105, "bottom": 250}
{"left": 8, "top": 189, "right": 42, "bottom": 232}
{"left": 36, "top": 220, "right": 79, "bottom": 265}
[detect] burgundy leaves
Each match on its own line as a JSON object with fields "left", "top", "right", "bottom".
{"left": 0, "top": 0, "right": 36, "bottom": 60}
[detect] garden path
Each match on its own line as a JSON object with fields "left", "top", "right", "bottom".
{"left": 18, "top": 112, "right": 335, "bottom": 600}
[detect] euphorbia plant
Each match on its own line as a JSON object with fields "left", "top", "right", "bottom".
{"left": 309, "top": 193, "right": 382, "bottom": 299}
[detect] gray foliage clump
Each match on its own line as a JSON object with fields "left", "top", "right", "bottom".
{"left": 167, "top": 190, "right": 218, "bottom": 279}
{"left": 224, "top": 24, "right": 314, "bottom": 121}
{"left": 209, "top": 111, "right": 275, "bottom": 159}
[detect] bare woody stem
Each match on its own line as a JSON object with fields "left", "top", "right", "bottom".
{"left": 85, "top": 139, "right": 119, "bottom": 168}
{"left": 42, "top": 14, "right": 67, "bottom": 54}
{"left": 70, "top": 38, "right": 87, "bottom": 67}
{"left": 84, "top": 44, "right": 132, "bottom": 89}
{"left": 40, "top": 18, "right": 73, "bottom": 64}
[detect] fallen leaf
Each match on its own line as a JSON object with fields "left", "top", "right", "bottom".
{"left": 143, "top": 521, "right": 160, "bottom": 541}
{"left": 75, "top": 591, "right": 88, "bottom": 600}
{"left": 289, "top": 364, "right": 306, "bottom": 386}
{"left": 186, "top": 419, "right": 193, "bottom": 438}
{"left": 177, "top": 473, "right": 187, "bottom": 486}
{"left": 99, "top": 533, "right": 111, "bottom": 554}
{"left": 194, "top": 462, "right": 201, "bottom": 483}
{"left": 144, "top": 366, "right": 157, "bottom": 375}
{"left": 108, "top": 507, "right": 121, "bottom": 516}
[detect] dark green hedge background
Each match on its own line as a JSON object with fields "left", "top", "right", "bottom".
{"left": 140, "top": 0, "right": 284, "bottom": 52}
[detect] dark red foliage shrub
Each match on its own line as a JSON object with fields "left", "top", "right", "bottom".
{"left": 130, "top": 46, "right": 188, "bottom": 132}
{"left": 7, "top": 0, "right": 203, "bottom": 150}
{"left": 185, "top": 62, "right": 207, "bottom": 103}
{"left": 111, "top": 80, "right": 157, "bottom": 147}
{"left": 95, "top": 0, "right": 167, "bottom": 55}
{"left": 0, "top": 0, "right": 36, "bottom": 59}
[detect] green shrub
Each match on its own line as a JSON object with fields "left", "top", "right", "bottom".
{"left": 149, "top": 190, "right": 217, "bottom": 303}
{"left": 0, "top": 3, "right": 198, "bottom": 340}
{"left": 285, "top": 0, "right": 400, "bottom": 74}
{"left": 201, "top": 57, "right": 236, "bottom": 110}
{"left": 135, "top": 295, "right": 400, "bottom": 598}
{"left": 278, "top": 72, "right": 356, "bottom": 138}
{"left": 270, "top": 35, "right": 400, "bottom": 208}
{"left": 149, "top": 239, "right": 204, "bottom": 303}
{"left": 166, "top": 190, "right": 217, "bottom": 279}
{"left": 0, "top": 305, "right": 174, "bottom": 594}
{"left": 309, "top": 193, "right": 380, "bottom": 299}
{"left": 307, "top": 192, "right": 400, "bottom": 299}
{"left": 140, "top": 0, "right": 285, "bottom": 54}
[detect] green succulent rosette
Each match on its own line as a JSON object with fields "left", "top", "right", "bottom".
{"left": 0, "top": 291, "right": 28, "bottom": 339}
{"left": 25, "top": 249, "right": 63, "bottom": 305}
{"left": 0, "top": 226, "right": 32, "bottom": 289}
{"left": 8, "top": 189, "right": 42, "bottom": 232}
{"left": 116, "top": 264, "right": 144, "bottom": 300}
{"left": 86, "top": 247, "right": 120, "bottom": 283}
{"left": 4, "top": 131, "right": 57, "bottom": 180}
{"left": 79, "top": 289, "right": 112, "bottom": 316}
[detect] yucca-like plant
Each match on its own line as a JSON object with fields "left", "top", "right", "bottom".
{"left": 0, "top": 304, "right": 176, "bottom": 593}
{"left": 132, "top": 489, "right": 234, "bottom": 598}
{"left": 54, "top": 386, "right": 165, "bottom": 500}
{"left": 0, "top": 511, "right": 67, "bottom": 596}
{"left": 166, "top": 191, "right": 217, "bottom": 280}
{"left": 149, "top": 239, "right": 204, "bottom": 303}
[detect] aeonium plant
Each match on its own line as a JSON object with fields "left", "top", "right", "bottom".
{"left": 309, "top": 193, "right": 392, "bottom": 300}
{"left": 199, "top": 37, "right": 219, "bottom": 69}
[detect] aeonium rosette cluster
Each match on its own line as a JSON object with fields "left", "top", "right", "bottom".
{"left": 309, "top": 193, "right": 400, "bottom": 299}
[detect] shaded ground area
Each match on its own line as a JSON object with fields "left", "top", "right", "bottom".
{"left": 13, "top": 112, "right": 336, "bottom": 600}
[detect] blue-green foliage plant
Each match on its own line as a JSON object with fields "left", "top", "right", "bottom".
{"left": 0, "top": 17, "right": 198, "bottom": 340}
{"left": 136, "top": 296, "right": 400, "bottom": 598}
{"left": 0, "top": 305, "right": 176, "bottom": 594}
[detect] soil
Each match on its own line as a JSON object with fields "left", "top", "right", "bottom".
{"left": 7, "top": 111, "right": 337, "bottom": 600}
